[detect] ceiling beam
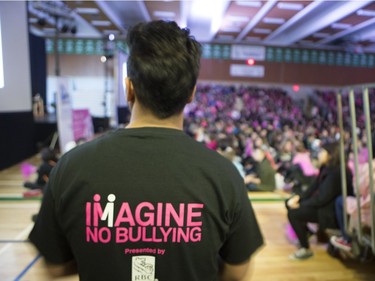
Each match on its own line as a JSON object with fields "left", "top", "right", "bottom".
{"left": 95, "top": 0, "right": 127, "bottom": 34}
{"left": 265, "top": 0, "right": 372, "bottom": 46}
{"left": 96, "top": 1, "right": 150, "bottom": 34}
{"left": 264, "top": 0, "right": 323, "bottom": 43}
{"left": 318, "top": 17, "right": 375, "bottom": 45}
{"left": 71, "top": 13, "right": 102, "bottom": 38}
{"left": 235, "top": 0, "right": 277, "bottom": 42}
{"left": 137, "top": 0, "right": 151, "bottom": 22}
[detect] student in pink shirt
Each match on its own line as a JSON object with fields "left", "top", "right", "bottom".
{"left": 292, "top": 141, "right": 319, "bottom": 177}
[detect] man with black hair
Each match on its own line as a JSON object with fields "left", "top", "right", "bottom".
{"left": 29, "top": 21, "right": 263, "bottom": 281}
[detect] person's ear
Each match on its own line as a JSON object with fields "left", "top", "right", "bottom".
{"left": 125, "top": 78, "right": 135, "bottom": 106}
{"left": 187, "top": 85, "right": 196, "bottom": 103}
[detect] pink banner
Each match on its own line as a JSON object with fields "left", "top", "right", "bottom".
{"left": 73, "top": 109, "right": 94, "bottom": 141}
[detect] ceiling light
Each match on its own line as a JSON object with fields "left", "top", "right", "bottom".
{"left": 331, "top": 22, "right": 352, "bottom": 29}
{"left": 357, "top": 9, "right": 375, "bottom": 17}
{"left": 191, "top": 0, "right": 212, "bottom": 19}
{"left": 103, "top": 30, "right": 120, "bottom": 35}
{"left": 221, "top": 26, "right": 241, "bottom": 32}
{"left": 277, "top": 2, "right": 304, "bottom": 11}
{"left": 75, "top": 7, "right": 100, "bottom": 14}
{"left": 91, "top": 20, "right": 112, "bottom": 27}
{"left": 253, "top": 28, "right": 271, "bottom": 34}
{"left": 263, "top": 17, "right": 285, "bottom": 24}
{"left": 190, "top": 0, "right": 229, "bottom": 36}
{"left": 108, "top": 34, "right": 115, "bottom": 41}
{"left": 235, "top": 1, "right": 262, "bottom": 8}
{"left": 228, "top": 16, "right": 249, "bottom": 23}
{"left": 153, "top": 11, "right": 176, "bottom": 18}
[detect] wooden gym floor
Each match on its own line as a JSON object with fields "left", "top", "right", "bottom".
{"left": 0, "top": 155, "right": 374, "bottom": 281}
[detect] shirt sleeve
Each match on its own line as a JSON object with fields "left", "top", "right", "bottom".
{"left": 219, "top": 185, "right": 264, "bottom": 264}
{"left": 28, "top": 181, "right": 74, "bottom": 264}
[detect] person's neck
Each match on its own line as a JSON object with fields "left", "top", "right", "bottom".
{"left": 126, "top": 105, "right": 183, "bottom": 130}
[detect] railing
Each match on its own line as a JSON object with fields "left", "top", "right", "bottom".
{"left": 337, "top": 84, "right": 375, "bottom": 255}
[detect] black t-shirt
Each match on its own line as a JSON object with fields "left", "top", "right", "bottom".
{"left": 29, "top": 127, "right": 263, "bottom": 281}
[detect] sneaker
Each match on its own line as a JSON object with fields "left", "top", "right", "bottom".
{"left": 289, "top": 248, "right": 314, "bottom": 260}
{"left": 23, "top": 189, "right": 43, "bottom": 198}
{"left": 330, "top": 236, "right": 352, "bottom": 252}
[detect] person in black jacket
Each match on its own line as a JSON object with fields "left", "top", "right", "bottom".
{"left": 286, "top": 142, "right": 353, "bottom": 260}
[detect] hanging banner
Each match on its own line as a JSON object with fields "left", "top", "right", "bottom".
{"left": 230, "top": 64, "right": 265, "bottom": 78}
{"left": 56, "top": 77, "right": 75, "bottom": 153}
{"left": 231, "top": 45, "right": 266, "bottom": 60}
{"left": 73, "top": 109, "right": 94, "bottom": 142}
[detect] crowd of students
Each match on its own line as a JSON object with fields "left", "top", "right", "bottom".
{"left": 315, "top": 89, "right": 375, "bottom": 132}
{"left": 183, "top": 85, "right": 338, "bottom": 190}
{"left": 183, "top": 84, "right": 374, "bottom": 260}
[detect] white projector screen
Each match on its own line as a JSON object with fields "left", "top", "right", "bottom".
{"left": 0, "top": 1, "right": 32, "bottom": 112}
{"left": 0, "top": 16, "right": 3, "bottom": 89}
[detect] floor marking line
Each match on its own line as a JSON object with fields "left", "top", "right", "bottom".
{"left": 13, "top": 254, "right": 41, "bottom": 281}
{"left": 0, "top": 197, "right": 41, "bottom": 201}
{"left": 0, "top": 224, "right": 34, "bottom": 257}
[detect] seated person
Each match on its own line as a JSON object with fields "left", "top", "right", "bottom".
{"left": 286, "top": 142, "right": 353, "bottom": 260}
{"left": 218, "top": 145, "right": 246, "bottom": 178}
{"left": 23, "top": 148, "right": 58, "bottom": 191}
{"left": 282, "top": 164, "right": 317, "bottom": 195}
{"left": 331, "top": 132, "right": 375, "bottom": 252}
{"left": 292, "top": 141, "right": 319, "bottom": 177}
{"left": 280, "top": 141, "right": 318, "bottom": 193}
{"left": 245, "top": 148, "right": 276, "bottom": 192}
{"left": 279, "top": 139, "right": 294, "bottom": 164}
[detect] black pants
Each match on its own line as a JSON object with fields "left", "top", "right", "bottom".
{"left": 287, "top": 204, "right": 318, "bottom": 249}
{"left": 335, "top": 196, "right": 351, "bottom": 242}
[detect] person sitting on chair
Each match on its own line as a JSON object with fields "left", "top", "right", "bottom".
{"left": 330, "top": 132, "right": 375, "bottom": 252}
{"left": 286, "top": 142, "right": 353, "bottom": 260}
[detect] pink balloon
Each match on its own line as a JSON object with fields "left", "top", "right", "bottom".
{"left": 286, "top": 223, "right": 298, "bottom": 241}
{"left": 20, "top": 162, "right": 37, "bottom": 180}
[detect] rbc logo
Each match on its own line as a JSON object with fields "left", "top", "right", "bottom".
{"left": 132, "top": 256, "right": 156, "bottom": 281}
